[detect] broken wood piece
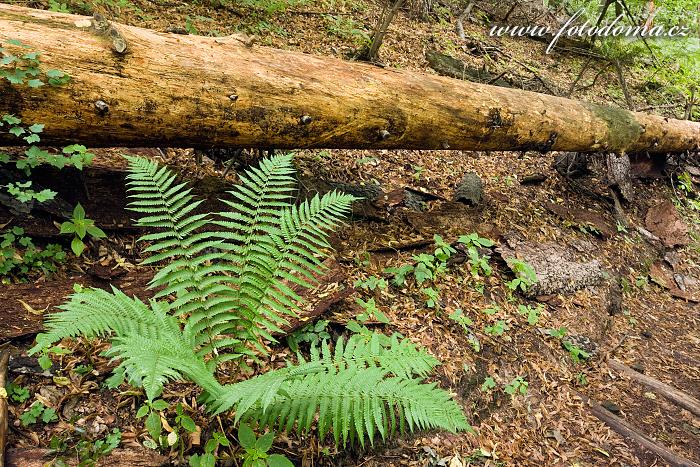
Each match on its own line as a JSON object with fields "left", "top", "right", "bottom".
{"left": 608, "top": 359, "right": 700, "bottom": 418}
{"left": 0, "top": 350, "right": 9, "bottom": 467}
{"left": 6, "top": 447, "right": 166, "bottom": 466}
{"left": 579, "top": 392, "right": 700, "bottom": 467}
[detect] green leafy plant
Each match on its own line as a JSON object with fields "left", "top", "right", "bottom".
{"left": 30, "top": 155, "right": 469, "bottom": 447}
{"left": 136, "top": 399, "right": 170, "bottom": 448}
{"left": 237, "top": 423, "right": 293, "bottom": 467}
{"left": 480, "top": 376, "right": 496, "bottom": 393}
{"left": 6, "top": 381, "right": 30, "bottom": 403}
{"left": 286, "top": 319, "right": 331, "bottom": 352}
{"left": 505, "top": 259, "right": 537, "bottom": 294}
{"left": 384, "top": 264, "right": 413, "bottom": 287}
{"left": 562, "top": 341, "right": 590, "bottom": 364}
{"left": 59, "top": 203, "right": 107, "bottom": 256}
{"left": 354, "top": 275, "right": 388, "bottom": 291}
{"left": 0, "top": 227, "right": 66, "bottom": 281}
{"left": 448, "top": 308, "right": 480, "bottom": 352}
{"left": 517, "top": 304, "right": 542, "bottom": 326}
{"left": 189, "top": 431, "right": 230, "bottom": 467}
{"left": 19, "top": 401, "right": 58, "bottom": 426}
{"left": 504, "top": 377, "right": 528, "bottom": 397}
{"left": 484, "top": 320, "right": 508, "bottom": 337}
{"left": 76, "top": 428, "right": 122, "bottom": 466}
{"left": 422, "top": 286, "right": 440, "bottom": 309}
{"left": 355, "top": 297, "right": 390, "bottom": 324}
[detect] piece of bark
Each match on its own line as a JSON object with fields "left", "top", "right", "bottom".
{"left": 276, "top": 258, "right": 350, "bottom": 335}
{"left": 2, "top": 5, "right": 700, "bottom": 153}
{"left": 579, "top": 393, "right": 700, "bottom": 467}
{"left": 649, "top": 262, "right": 699, "bottom": 303}
{"left": 544, "top": 201, "right": 614, "bottom": 239}
{"left": 608, "top": 359, "right": 700, "bottom": 418}
{"left": 645, "top": 200, "right": 690, "bottom": 248}
{"left": 606, "top": 152, "right": 634, "bottom": 201}
{"left": 0, "top": 350, "right": 9, "bottom": 467}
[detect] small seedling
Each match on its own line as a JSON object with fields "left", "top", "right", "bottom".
{"left": 480, "top": 377, "right": 496, "bottom": 392}
{"left": 354, "top": 275, "right": 387, "bottom": 291}
{"left": 189, "top": 431, "right": 230, "bottom": 467}
{"left": 355, "top": 297, "right": 390, "bottom": 324}
{"left": 504, "top": 377, "right": 528, "bottom": 396}
{"left": 422, "top": 286, "right": 440, "bottom": 309}
{"left": 136, "top": 399, "right": 170, "bottom": 448}
{"left": 484, "top": 320, "right": 508, "bottom": 337}
{"left": 517, "top": 304, "right": 543, "bottom": 326}
{"left": 59, "top": 203, "right": 106, "bottom": 256}
{"left": 287, "top": 319, "right": 331, "bottom": 352}
{"left": 6, "top": 381, "right": 30, "bottom": 403}
{"left": 237, "top": 423, "right": 294, "bottom": 467}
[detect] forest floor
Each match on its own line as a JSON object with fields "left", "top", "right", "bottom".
{"left": 1, "top": 0, "right": 699, "bottom": 466}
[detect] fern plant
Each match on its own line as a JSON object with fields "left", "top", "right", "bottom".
{"left": 30, "top": 154, "right": 470, "bottom": 446}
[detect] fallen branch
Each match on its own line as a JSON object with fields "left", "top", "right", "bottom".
{"left": 608, "top": 359, "right": 700, "bottom": 417}
{"left": 579, "top": 392, "right": 700, "bottom": 467}
{"left": 0, "top": 350, "right": 9, "bottom": 467}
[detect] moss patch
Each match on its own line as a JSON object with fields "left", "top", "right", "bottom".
{"left": 585, "top": 102, "right": 643, "bottom": 151}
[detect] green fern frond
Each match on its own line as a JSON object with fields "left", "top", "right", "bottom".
{"left": 210, "top": 332, "right": 471, "bottom": 447}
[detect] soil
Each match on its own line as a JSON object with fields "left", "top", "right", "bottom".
{"left": 1, "top": 0, "right": 699, "bottom": 466}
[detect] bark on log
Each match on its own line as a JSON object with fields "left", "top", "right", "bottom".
{"left": 1, "top": 5, "right": 700, "bottom": 153}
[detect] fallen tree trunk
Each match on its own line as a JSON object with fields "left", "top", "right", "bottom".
{"left": 1, "top": 5, "right": 699, "bottom": 153}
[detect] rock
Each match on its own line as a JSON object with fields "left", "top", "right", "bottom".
{"left": 454, "top": 173, "right": 483, "bottom": 205}
{"left": 497, "top": 240, "right": 607, "bottom": 297}
{"left": 641, "top": 330, "right": 653, "bottom": 339}
{"left": 645, "top": 200, "right": 689, "bottom": 247}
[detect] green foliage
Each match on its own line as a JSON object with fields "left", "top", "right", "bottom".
{"left": 517, "top": 304, "right": 542, "bottom": 326}
{"left": 189, "top": 431, "right": 230, "bottom": 467}
{"left": 6, "top": 381, "right": 30, "bottom": 403}
{"left": 504, "top": 377, "right": 528, "bottom": 397}
{"left": 421, "top": 286, "right": 440, "bottom": 309}
{"left": 30, "top": 155, "right": 469, "bottom": 446}
{"left": 324, "top": 14, "right": 370, "bottom": 46}
{"left": 448, "top": 308, "right": 480, "bottom": 352}
{"left": 59, "top": 203, "right": 107, "bottom": 256}
{"left": 0, "top": 227, "right": 66, "bottom": 281}
{"left": 237, "top": 423, "right": 294, "bottom": 467}
{"left": 19, "top": 401, "right": 58, "bottom": 426}
{"left": 484, "top": 320, "right": 508, "bottom": 337}
{"left": 480, "top": 376, "right": 496, "bottom": 392}
{"left": 354, "top": 275, "right": 387, "bottom": 290}
{"left": 562, "top": 341, "right": 590, "bottom": 363}
{"left": 355, "top": 297, "right": 390, "bottom": 323}
{"left": 505, "top": 259, "right": 537, "bottom": 294}
{"left": 287, "top": 319, "right": 331, "bottom": 352}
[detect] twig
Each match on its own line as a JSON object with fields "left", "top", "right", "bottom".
{"left": 608, "top": 359, "right": 700, "bottom": 418}
{"left": 455, "top": 1, "right": 474, "bottom": 40}
{"left": 614, "top": 59, "right": 635, "bottom": 110}
{"left": 567, "top": 57, "right": 593, "bottom": 97}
